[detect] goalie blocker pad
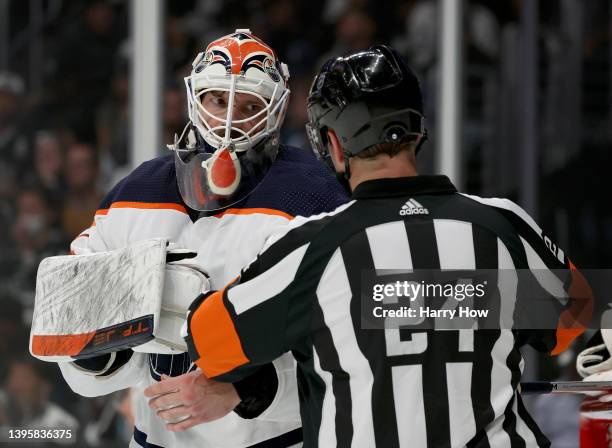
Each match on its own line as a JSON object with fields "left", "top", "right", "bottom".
{"left": 30, "top": 238, "right": 209, "bottom": 362}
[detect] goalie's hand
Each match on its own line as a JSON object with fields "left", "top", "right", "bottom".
{"left": 144, "top": 371, "right": 240, "bottom": 431}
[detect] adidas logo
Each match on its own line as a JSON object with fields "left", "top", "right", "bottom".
{"left": 399, "top": 198, "right": 429, "bottom": 216}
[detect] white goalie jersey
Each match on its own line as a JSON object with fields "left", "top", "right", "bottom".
{"left": 56, "top": 150, "right": 348, "bottom": 448}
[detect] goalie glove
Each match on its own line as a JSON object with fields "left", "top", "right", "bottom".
{"left": 30, "top": 239, "right": 209, "bottom": 362}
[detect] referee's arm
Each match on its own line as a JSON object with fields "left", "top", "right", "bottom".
{"left": 185, "top": 237, "right": 314, "bottom": 382}
{"left": 484, "top": 197, "right": 593, "bottom": 354}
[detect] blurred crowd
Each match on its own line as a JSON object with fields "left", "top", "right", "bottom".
{"left": 0, "top": 0, "right": 609, "bottom": 445}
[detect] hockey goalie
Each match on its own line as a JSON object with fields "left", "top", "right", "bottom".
{"left": 29, "top": 29, "right": 347, "bottom": 448}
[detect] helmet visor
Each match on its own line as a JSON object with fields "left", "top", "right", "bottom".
{"left": 343, "top": 48, "right": 403, "bottom": 93}
{"left": 310, "top": 47, "right": 404, "bottom": 106}
{"left": 346, "top": 51, "right": 402, "bottom": 92}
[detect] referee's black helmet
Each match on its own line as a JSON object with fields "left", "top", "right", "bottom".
{"left": 306, "top": 45, "right": 427, "bottom": 163}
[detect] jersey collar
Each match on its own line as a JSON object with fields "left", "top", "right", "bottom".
{"left": 351, "top": 175, "right": 457, "bottom": 199}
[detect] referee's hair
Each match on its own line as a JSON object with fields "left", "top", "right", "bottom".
{"left": 355, "top": 138, "right": 418, "bottom": 160}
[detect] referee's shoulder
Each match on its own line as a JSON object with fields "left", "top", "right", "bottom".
{"left": 261, "top": 200, "right": 357, "bottom": 255}
{"left": 457, "top": 193, "right": 542, "bottom": 237}
{"left": 238, "top": 200, "right": 356, "bottom": 282}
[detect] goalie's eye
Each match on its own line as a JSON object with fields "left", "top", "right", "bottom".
{"left": 243, "top": 102, "right": 264, "bottom": 113}
{"left": 201, "top": 92, "right": 229, "bottom": 111}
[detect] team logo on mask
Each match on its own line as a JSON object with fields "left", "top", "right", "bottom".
{"left": 194, "top": 51, "right": 214, "bottom": 73}
{"left": 263, "top": 57, "right": 281, "bottom": 82}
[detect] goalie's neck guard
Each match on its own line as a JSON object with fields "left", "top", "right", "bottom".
{"left": 168, "top": 123, "right": 279, "bottom": 213}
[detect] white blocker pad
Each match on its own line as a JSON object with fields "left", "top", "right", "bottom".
{"left": 134, "top": 263, "right": 209, "bottom": 354}
{"left": 30, "top": 239, "right": 209, "bottom": 362}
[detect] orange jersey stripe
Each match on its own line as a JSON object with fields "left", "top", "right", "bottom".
{"left": 91, "top": 208, "right": 109, "bottom": 226}
{"left": 95, "top": 203, "right": 286, "bottom": 220}
{"left": 551, "top": 260, "right": 593, "bottom": 355}
{"left": 214, "top": 207, "right": 293, "bottom": 220}
{"left": 108, "top": 201, "right": 188, "bottom": 214}
{"left": 191, "top": 286, "right": 249, "bottom": 377}
{"left": 31, "top": 332, "right": 95, "bottom": 357}
{"left": 91, "top": 202, "right": 188, "bottom": 226}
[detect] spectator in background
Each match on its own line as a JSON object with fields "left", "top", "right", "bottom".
{"left": 166, "top": 16, "right": 197, "bottom": 79}
{"left": 1, "top": 355, "right": 78, "bottom": 438}
{"left": 0, "top": 192, "right": 13, "bottom": 262}
{"left": 162, "top": 86, "right": 187, "bottom": 146}
{"left": 260, "top": 0, "right": 322, "bottom": 77}
{"left": 281, "top": 75, "right": 311, "bottom": 150}
{"left": 55, "top": 1, "right": 121, "bottom": 138}
{"left": 27, "top": 131, "right": 66, "bottom": 206}
{"left": 176, "top": 0, "right": 221, "bottom": 40}
{"left": 78, "top": 391, "right": 136, "bottom": 446}
{"left": 7, "top": 187, "right": 68, "bottom": 304}
{"left": 0, "top": 294, "right": 28, "bottom": 383}
{"left": 0, "top": 72, "right": 29, "bottom": 199}
{"left": 393, "top": 0, "right": 437, "bottom": 72}
{"left": 329, "top": 8, "right": 377, "bottom": 55}
{"left": 96, "top": 60, "right": 130, "bottom": 169}
{"left": 394, "top": 0, "right": 500, "bottom": 70}
{"left": 322, "top": 0, "right": 369, "bottom": 24}
{"left": 60, "top": 143, "right": 103, "bottom": 240}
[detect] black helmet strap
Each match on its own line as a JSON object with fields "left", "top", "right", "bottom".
{"left": 344, "top": 153, "right": 351, "bottom": 180}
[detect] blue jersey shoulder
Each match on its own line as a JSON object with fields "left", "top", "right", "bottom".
{"left": 98, "top": 154, "right": 183, "bottom": 209}
{"left": 98, "top": 148, "right": 349, "bottom": 218}
{"left": 243, "top": 145, "right": 349, "bottom": 217}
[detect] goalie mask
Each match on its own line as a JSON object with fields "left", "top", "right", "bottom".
{"left": 172, "top": 29, "right": 290, "bottom": 212}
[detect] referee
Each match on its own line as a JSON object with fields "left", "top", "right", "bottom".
{"left": 181, "top": 46, "right": 587, "bottom": 447}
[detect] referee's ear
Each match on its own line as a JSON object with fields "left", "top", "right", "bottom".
{"left": 326, "top": 129, "right": 345, "bottom": 174}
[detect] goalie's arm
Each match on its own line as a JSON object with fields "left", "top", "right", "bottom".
{"left": 57, "top": 196, "right": 150, "bottom": 395}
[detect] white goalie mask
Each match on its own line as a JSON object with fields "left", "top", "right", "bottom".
{"left": 186, "top": 29, "right": 290, "bottom": 152}
{"left": 173, "top": 29, "right": 290, "bottom": 212}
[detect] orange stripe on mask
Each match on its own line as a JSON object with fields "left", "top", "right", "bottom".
{"left": 190, "top": 286, "right": 249, "bottom": 378}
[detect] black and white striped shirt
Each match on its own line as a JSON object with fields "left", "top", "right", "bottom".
{"left": 187, "top": 175, "right": 584, "bottom": 448}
